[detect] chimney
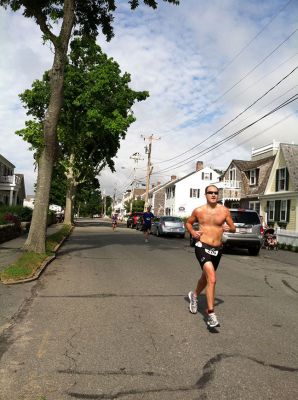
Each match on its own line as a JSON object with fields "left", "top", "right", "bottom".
{"left": 171, "top": 175, "right": 177, "bottom": 181}
{"left": 196, "top": 161, "right": 204, "bottom": 171}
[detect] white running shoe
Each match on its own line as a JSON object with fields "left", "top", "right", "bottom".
{"left": 188, "top": 291, "right": 198, "bottom": 314}
{"left": 207, "top": 312, "right": 219, "bottom": 327}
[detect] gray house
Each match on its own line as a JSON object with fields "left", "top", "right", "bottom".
{"left": 219, "top": 143, "right": 277, "bottom": 214}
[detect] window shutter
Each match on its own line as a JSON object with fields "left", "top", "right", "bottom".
{"left": 275, "top": 170, "right": 279, "bottom": 192}
{"left": 266, "top": 201, "right": 269, "bottom": 212}
{"left": 190, "top": 189, "right": 192, "bottom": 198}
{"left": 201, "top": 172, "right": 204, "bottom": 180}
{"left": 256, "top": 169, "right": 259, "bottom": 185}
{"left": 274, "top": 200, "right": 281, "bottom": 222}
{"left": 285, "top": 168, "right": 289, "bottom": 190}
{"left": 210, "top": 173, "right": 212, "bottom": 180}
{"left": 198, "top": 189, "right": 200, "bottom": 198}
{"left": 286, "top": 199, "right": 291, "bottom": 222}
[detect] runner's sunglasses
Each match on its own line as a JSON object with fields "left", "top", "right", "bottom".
{"left": 206, "top": 191, "right": 219, "bottom": 195}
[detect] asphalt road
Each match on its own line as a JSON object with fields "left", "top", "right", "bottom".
{"left": 0, "top": 218, "right": 298, "bottom": 400}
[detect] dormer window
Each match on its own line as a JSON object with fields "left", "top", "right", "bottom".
{"left": 276, "top": 167, "right": 289, "bottom": 191}
{"left": 249, "top": 169, "right": 257, "bottom": 185}
{"left": 229, "top": 168, "right": 236, "bottom": 181}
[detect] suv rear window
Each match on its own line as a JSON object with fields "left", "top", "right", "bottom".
{"left": 162, "top": 217, "right": 182, "bottom": 222}
{"left": 231, "top": 210, "right": 260, "bottom": 225}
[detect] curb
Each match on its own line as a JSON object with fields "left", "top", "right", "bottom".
{"left": 1, "top": 227, "right": 73, "bottom": 285}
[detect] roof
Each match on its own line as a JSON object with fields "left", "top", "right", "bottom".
{"left": 227, "top": 155, "right": 276, "bottom": 196}
{"left": 280, "top": 143, "right": 298, "bottom": 191}
{"left": 232, "top": 155, "right": 275, "bottom": 171}
{"left": 0, "top": 154, "right": 15, "bottom": 169}
{"left": 162, "top": 166, "right": 218, "bottom": 188}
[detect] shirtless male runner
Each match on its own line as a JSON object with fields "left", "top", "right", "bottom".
{"left": 185, "top": 184, "right": 235, "bottom": 327}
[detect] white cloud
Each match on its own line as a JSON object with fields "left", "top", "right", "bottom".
{"left": 0, "top": 0, "right": 297, "bottom": 199}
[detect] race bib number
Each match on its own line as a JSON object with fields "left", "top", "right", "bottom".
{"left": 205, "top": 248, "right": 218, "bottom": 256}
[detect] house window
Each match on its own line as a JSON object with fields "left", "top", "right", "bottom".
{"left": 249, "top": 169, "right": 257, "bottom": 185}
{"left": 190, "top": 188, "right": 200, "bottom": 198}
{"left": 229, "top": 168, "right": 236, "bottom": 181}
{"left": 276, "top": 167, "right": 288, "bottom": 191}
{"left": 165, "top": 207, "right": 171, "bottom": 215}
{"left": 268, "top": 201, "right": 275, "bottom": 221}
{"left": 249, "top": 201, "right": 260, "bottom": 215}
{"left": 201, "top": 172, "right": 212, "bottom": 180}
{"left": 280, "top": 200, "right": 287, "bottom": 222}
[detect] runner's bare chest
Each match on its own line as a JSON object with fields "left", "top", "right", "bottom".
{"left": 197, "top": 208, "right": 226, "bottom": 227}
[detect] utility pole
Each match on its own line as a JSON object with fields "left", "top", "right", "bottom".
{"left": 129, "top": 152, "right": 143, "bottom": 213}
{"left": 102, "top": 190, "right": 106, "bottom": 217}
{"left": 112, "top": 188, "right": 116, "bottom": 214}
{"left": 141, "top": 134, "right": 161, "bottom": 210}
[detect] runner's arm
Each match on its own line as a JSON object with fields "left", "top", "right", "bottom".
{"left": 223, "top": 209, "right": 236, "bottom": 233}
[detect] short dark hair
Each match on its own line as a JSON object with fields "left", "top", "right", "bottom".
{"left": 205, "top": 184, "right": 218, "bottom": 194}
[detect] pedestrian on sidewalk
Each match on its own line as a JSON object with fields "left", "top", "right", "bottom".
{"left": 185, "top": 185, "right": 235, "bottom": 328}
{"left": 142, "top": 206, "right": 154, "bottom": 243}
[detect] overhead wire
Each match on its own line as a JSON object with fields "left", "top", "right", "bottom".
{"left": 148, "top": 93, "right": 298, "bottom": 176}
{"left": 157, "top": 27, "right": 298, "bottom": 162}
{"left": 211, "top": 0, "right": 294, "bottom": 80}
{"left": 153, "top": 65, "right": 298, "bottom": 167}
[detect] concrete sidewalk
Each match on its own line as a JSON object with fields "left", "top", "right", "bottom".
{"left": 0, "top": 224, "right": 63, "bottom": 273}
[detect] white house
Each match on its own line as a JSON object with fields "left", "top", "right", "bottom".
{"left": 163, "top": 161, "right": 220, "bottom": 217}
{"left": 0, "top": 154, "right": 26, "bottom": 206}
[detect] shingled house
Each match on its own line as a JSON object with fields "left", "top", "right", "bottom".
{"left": 219, "top": 143, "right": 277, "bottom": 214}
{"left": 260, "top": 143, "right": 298, "bottom": 231}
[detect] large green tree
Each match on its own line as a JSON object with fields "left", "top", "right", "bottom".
{"left": 18, "top": 36, "right": 149, "bottom": 225}
{"left": 0, "top": 0, "right": 179, "bottom": 253}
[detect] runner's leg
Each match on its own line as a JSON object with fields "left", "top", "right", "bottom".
{"left": 202, "top": 262, "right": 216, "bottom": 311}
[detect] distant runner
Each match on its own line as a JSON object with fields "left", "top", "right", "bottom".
{"left": 112, "top": 214, "right": 118, "bottom": 231}
{"left": 142, "top": 206, "right": 154, "bottom": 243}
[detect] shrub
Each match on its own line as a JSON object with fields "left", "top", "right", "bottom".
{"left": 286, "top": 244, "right": 293, "bottom": 252}
{"left": 0, "top": 205, "right": 33, "bottom": 224}
{"left": 17, "top": 206, "right": 33, "bottom": 221}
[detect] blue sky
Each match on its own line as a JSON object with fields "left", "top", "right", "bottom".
{"left": 0, "top": 0, "right": 297, "bottom": 197}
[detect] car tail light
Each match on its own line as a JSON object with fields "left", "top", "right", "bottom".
{"left": 260, "top": 226, "right": 264, "bottom": 235}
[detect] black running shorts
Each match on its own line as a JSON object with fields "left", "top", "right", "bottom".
{"left": 194, "top": 241, "right": 223, "bottom": 270}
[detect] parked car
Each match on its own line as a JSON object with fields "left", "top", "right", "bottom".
{"left": 135, "top": 215, "right": 144, "bottom": 230}
{"left": 189, "top": 209, "right": 263, "bottom": 256}
{"left": 126, "top": 212, "right": 143, "bottom": 228}
{"left": 151, "top": 216, "right": 185, "bottom": 238}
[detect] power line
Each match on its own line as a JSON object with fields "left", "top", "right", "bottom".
{"left": 211, "top": 0, "right": 294, "bottom": 81}
{"left": 154, "top": 65, "right": 298, "bottom": 166}
{"left": 149, "top": 93, "right": 298, "bottom": 176}
{"left": 171, "top": 26, "right": 298, "bottom": 138}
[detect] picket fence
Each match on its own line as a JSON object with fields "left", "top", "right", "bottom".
{"left": 276, "top": 229, "right": 298, "bottom": 247}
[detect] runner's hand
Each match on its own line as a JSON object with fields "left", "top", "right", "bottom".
{"left": 222, "top": 223, "right": 230, "bottom": 232}
{"left": 193, "top": 230, "right": 203, "bottom": 239}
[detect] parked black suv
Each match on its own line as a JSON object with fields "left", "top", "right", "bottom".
{"left": 190, "top": 209, "right": 263, "bottom": 256}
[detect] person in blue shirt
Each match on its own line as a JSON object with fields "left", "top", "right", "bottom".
{"left": 142, "top": 206, "right": 154, "bottom": 243}
{"left": 111, "top": 214, "right": 118, "bottom": 231}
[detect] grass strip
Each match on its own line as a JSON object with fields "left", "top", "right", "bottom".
{"left": 0, "top": 224, "right": 72, "bottom": 282}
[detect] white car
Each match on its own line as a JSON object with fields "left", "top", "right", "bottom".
{"left": 151, "top": 216, "right": 185, "bottom": 238}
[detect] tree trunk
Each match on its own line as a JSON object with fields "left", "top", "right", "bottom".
{"left": 64, "top": 155, "right": 77, "bottom": 225}
{"left": 23, "top": 1, "right": 75, "bottom": 253}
